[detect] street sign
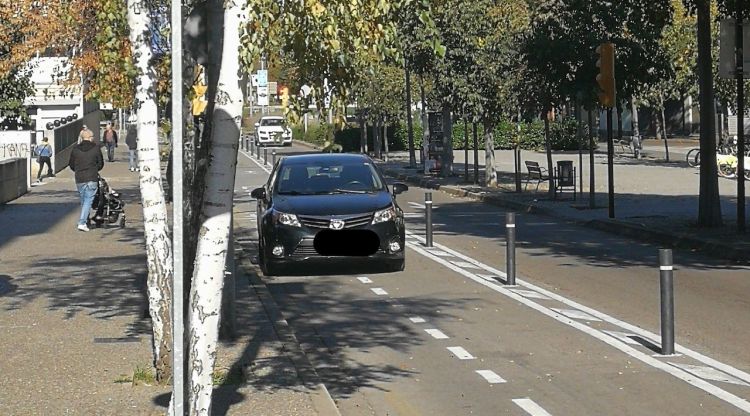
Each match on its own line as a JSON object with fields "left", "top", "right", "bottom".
{"left": 256, "top": 70, "right": 268, "bottom": 87}
{"left": 251, "top": 74, "right": 258, "bottom": 87}
{"left": 719, "top": 19, "right": 750, "bottom": 78}
{"left": 257, "top": 85, "right": 269, "bottom": 106}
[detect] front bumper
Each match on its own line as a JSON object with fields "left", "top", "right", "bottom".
{"left": 261, "top": 215, "right": 405, "bottom": 266}
{"left": 257, "top": 133, "right": 292, "bottom": 144}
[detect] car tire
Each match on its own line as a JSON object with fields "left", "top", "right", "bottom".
{"left": 388, "top": 259, "right": 405, "bottom": 273}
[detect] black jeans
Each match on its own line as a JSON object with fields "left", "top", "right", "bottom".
{"left": 37, "top": 156, "right": 52, "bottom": 179}
{"left": 105, "top": 142, "right": 116, "bottom": 161}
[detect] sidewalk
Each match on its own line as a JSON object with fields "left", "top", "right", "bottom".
{"left": 0, "top": 154, "right": 331, "bottom": 414}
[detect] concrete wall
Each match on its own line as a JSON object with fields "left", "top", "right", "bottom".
{"left": 0, "top": 158, "right": 28, "bottom": 204}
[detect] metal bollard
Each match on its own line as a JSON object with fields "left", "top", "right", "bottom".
{"left": 425, "top": 192, "right": 433, "bottom": 247}
{"left": 272, "top": 150, "right": 277, "bottom": 166}
{"left": 264, "top": 148, "right": 268, "bottom": 165}
{"left": 506, "top": 212, "right": 516, "bottom": 285}
{"left": 256, "top": 142, "right": 261, "bottom": 159}
{"left": 250, "top": 139, "right": 254, "bottom": 154}
{"left": 245, "top": 136, "right": 250, "bottom": 152}
{"left": 659, "top": 249, "right": 675, "bottom": 355}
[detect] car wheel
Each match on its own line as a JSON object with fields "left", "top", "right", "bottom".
{"left": 388, "top": 259, "right": 405, "bottom": 273}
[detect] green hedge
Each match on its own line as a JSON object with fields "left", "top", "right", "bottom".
{"left": 294, "top": 118, "right": 589, "bottom": 153}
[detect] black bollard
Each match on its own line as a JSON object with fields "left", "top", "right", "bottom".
{"left": 264, "top": 148, "right": 268, "bottom": 165}
{"left": 659, "top": 249, "right": 675, "bottom": 355}
{"left": 256, "top": 142, "right": 261, "bottom": 159}
{"left": 272, "top": 150, "right": 277, "bottom": 166}
{"left": 506, "top": 212, "right": 516, "bottom": 285}
{"left": 245, "top": 136, "right": 250, "bottom": 152}
{"left": 425, "top": 192, "right": 433, "bottom": 247}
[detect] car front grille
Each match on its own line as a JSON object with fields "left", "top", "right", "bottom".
{"left": 298, "top": 213, "right": 373, "bottom": 229}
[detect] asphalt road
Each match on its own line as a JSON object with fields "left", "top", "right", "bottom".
{"left": 233, "top": 142, "right": 750, "bottom": 416}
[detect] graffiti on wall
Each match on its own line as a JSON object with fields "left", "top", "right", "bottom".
{"left": 0, "top": 143, "right": 32, "bottom": 159}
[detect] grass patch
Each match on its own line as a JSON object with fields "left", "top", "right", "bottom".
{"left": 212, "top": 368, "right": 244, "bottom": 386}
{"left": 114, "top": 374, "right": 132, "bottom": 384}
{"left": 133, "top": 366, "right": 157, "bottom": 386}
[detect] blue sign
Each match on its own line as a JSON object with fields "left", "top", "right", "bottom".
{"left": 256, "top": 70, "right": 268, "bottom": 87}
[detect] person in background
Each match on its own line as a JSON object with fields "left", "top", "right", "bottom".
{"left": 78, "top": 124, "right": 94, "bottom": 144}
{"left": 125, "top": 123, "right": 139, "bottom": 172}
{"left": 35, "top": 137, "right": 54, "bottom": 183}
{"left": 69, "top": 130, "right": 104, "bottom": 232}
{"left": 102, "top": 123, "right": 118, "bottom": 162}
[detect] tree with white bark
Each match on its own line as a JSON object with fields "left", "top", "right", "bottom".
{"left": 127, "top": 0, "right": 174, "bottom": 383}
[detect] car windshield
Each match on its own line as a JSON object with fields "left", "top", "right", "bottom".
{"left": 260, "top": 118, "right": 285, "bottom": 127}
{"left": 276, "top": 162, "right": 385, "bottom": 195}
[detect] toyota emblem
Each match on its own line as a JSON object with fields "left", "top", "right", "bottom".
{"left": 329, "top": 219, "right": 345, "bottom": 230}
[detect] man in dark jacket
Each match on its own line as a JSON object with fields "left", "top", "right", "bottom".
{"left": 125, "top": 124, "right": 138, "bottom": 172}
{"left": 102, "top": 123, "right": 118, "bottom": 162}
{"left": 69, "top": 132, "right": 104, "bottom": 232}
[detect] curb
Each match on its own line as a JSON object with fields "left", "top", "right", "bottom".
{"left": 381, "top": 166, "right": 749, "bottom": 264}
{"left": 234, "top": 237, "right": 342, "bottom": 416}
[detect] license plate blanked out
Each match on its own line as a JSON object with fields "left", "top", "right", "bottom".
{"left": 314, "top": 230, "right": 379, "bottom": 256}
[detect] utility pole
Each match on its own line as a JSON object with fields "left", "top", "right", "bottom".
{"left": 736, "top": 5, "right": 746, "bottom": 233}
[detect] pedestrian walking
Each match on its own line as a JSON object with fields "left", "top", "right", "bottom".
{"left": 78, "top": 124, "right": 94, "bottom": 144}
{"left": 102, "top": 123, "right": 118, "bottom": 162}
{"left": 125, "top": 124, "right": 139, "bottom": 172}
{"left": 69, "top": 130, "right": 104, "bottom": 232}
{"left": 35, "top": 138, "right": 54, "bottom": 183}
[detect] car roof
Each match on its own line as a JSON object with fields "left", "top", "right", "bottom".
{"left": 260, "top": 116, "right": 284, "bottom": 120}
{"left": 280, "top": 153, "right": 374, "bottom": 165}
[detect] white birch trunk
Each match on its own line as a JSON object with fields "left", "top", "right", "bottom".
{"left": 127, "top": 0, "right": 173, "bottom": 380}
{"left": 187, "top": 1, "right": 244, "bottom": 413}
{"left": 484, "top": 122, "right": 497, "bottom": 186}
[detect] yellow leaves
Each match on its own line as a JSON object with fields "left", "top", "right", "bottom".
{"left": 306, "top": 0, "right": 326, "bottom": 17}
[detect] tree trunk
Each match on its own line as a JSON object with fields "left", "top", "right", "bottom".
{"left": 544, "top": 109, "right": 554, "bottom": 196}
{"left": 373, "top": 120, "right": 382, "bottom": 159}
{"left": 631, "top": 98, "right": 640, "bottom": 138}
{"left": 440, "top": 103, "right": 453, "bottom": 177}
{"left": 464, "top": 117, "right": 469, "bottom": 182}
{"left": 358, "top": 111, "right": 366, "bottom": 153}
{"left": 187, "top": 1, "right": 244, "bottom": 413}
{"left": 383, "top": 123, "right": 389, "bottom": 162}
{"left": 127, "top": 0, "right": 173, "bottom": 383}
{"left": 419, "top": 75, "right": 428, "bottom": 166}
{"left": 660, "top": 93, "right": 670, "bottom": 162}
{"left": 404, "top": 58, "right": 415, "bottom": 167}
{"left": 696, "top": 0, "right": 722, "bottom": 226}
{"left": 484, "top": 120, "right": 497, "bottom": 187}
{"left": 616, "top": 101, "right": 623, "bottom": 140}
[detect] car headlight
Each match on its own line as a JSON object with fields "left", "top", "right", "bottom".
{"left": 273, "top": 211, "right": 301, "bottom": 227}
{"left": 372, "top": 207, "right": 396, "bottom": 224}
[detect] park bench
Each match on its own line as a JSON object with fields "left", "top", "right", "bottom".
{"left": 615, "top": 135, "right": 642, "bottom": 158}
{"left": 524, "top": 160, "right": 548, "bottom": 192}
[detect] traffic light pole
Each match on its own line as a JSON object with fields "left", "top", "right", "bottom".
{"left": 607, "top": 108, "right": 615, "bottom": 219}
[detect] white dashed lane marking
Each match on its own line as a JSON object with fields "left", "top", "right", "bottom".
{"left": 409, "top": 317, "right": 426, "bottom": 324}
{"left": 424, "top": 329, "right": 449, "bottom": 339}
{"left": 476, "top": 370, "right": 507, "bottom": 384}
{"left": 450, "top": 260, "right": 482, "bottom": 269}
{"left": 357, "top": 276, "right": 373, "bottom": 284}
{"left": 371, "top": 288, "right": 388, "bottom": 296}
{"left": 447, "top": 346, "right": 475, "bottom": 360}
{"left": 551, "top": 308, "right": 602, "bottom": 322}
{"left": 513, "top": 398, "right": 553, "bottom": 416}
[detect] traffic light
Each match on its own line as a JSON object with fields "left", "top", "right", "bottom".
{"left": 596, "top": 42, "right": 616, "bottom": 108}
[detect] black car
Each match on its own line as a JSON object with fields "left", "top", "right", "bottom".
{"left": 251, "top": 153, "right": 408, "bottom": 275}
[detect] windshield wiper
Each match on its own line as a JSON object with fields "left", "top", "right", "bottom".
{"left": 331, "top": 188, "right": 369, "bottom": 194}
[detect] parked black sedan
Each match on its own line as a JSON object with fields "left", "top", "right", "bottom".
{"left": 251, "top": 153, "right": 408, "bottom": 275}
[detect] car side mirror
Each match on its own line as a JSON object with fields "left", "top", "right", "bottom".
{"left": 254, "top": 122, "right": 260, "bottom": 128}
{"left": 250, "top": 187, "right": 266, "bottom": 200}
{"left": 392, "top": 182, "right": 408, "bottom": 195}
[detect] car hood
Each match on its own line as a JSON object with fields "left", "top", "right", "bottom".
{"left": 258, "top": 126, "right": 287, "bottom": 132}
{"left": 272, "top": 192, "right": 393, "bottom": 216}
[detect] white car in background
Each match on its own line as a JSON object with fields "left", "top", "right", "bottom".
{"left": 254, "top": 116, "right": 292, "bottom": 146}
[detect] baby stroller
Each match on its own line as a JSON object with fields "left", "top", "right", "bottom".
{"left": 90, "top": 175, "right": 126, "bottom": 228}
